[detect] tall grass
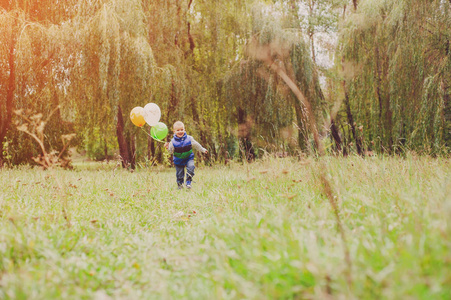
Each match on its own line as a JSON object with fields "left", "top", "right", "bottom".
{"left": 0, "top": 154, "right": 450, "bottom": 299}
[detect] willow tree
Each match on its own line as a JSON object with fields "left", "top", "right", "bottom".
{"left": 223, "top": 59, "right": 296, "bottom": 159}
{"left": 186, "top": 0, "right": 254, "bottom": 160}
{"left": 0, "top": 1, "right": 78, "bottom": 166}
{"left": 59, "top": 0, "right": 157, "bottom": 168}
{"left": 70, "top": 0, "right": 256, "bottom": 165}
{"left": 142, "top": 0, "right": 256, "bottom": 162}
{"left": 293, "top": 0, "right": 348, "bottom": 153}
{"left": 140, "top": 0, "right": 205, "bottom": 164}
{"left": 0, "top": 0, "right": 78, "bottom": 21}
{"left": 338, "top": 0, "right": 451, "bottom": 154}
{"left": 283, "top": 0, "right": 345, "bottom": 64}
{"left": 221, "top": 3, "right": 328, "bottom": 156}
{"left": 144, "top": 0, "right": 194, "bottom": 145}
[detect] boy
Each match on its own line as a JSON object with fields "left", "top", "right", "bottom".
{"left": 164, "top": 121, "right": 208, "bottom": 189}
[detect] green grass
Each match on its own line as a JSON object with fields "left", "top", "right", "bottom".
{"left": 0, "top": 154, "right": 450, "bottom": 299}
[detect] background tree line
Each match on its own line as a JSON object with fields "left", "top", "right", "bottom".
{"left": 0, "top": 0, "right": 449, "bottom": 168}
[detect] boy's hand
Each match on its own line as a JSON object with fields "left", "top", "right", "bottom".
{"left": 164, "top": 142, "right": 169, "bottom": 149}
{"left": 204, "top": 150, "right": 208, "bottom": 154}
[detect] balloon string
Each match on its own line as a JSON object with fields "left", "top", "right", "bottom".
{"left": 140, "top": 127, "right": 166, "bottom": 143}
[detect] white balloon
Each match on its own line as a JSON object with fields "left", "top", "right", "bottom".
{"left": 143, "top": 103, "right": 161, "bottom": 126}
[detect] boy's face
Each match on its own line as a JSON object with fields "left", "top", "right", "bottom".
{"left": 173, "top": 125, "right": 185, "bottom": 138}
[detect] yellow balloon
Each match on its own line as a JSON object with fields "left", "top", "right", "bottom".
{"left": 130, "top": 107, "right": 146, "bottom": 127}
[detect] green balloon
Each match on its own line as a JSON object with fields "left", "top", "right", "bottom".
{"left": 150, "top": 122, "right": 168, "bottom": 141}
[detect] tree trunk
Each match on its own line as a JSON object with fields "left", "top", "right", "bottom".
{"left": 186, "top": 0, "right": 195, "bottom": 55}
{"left": 340, "top": 121, "right": 349, "bottom": 153}
{"left": 293, "top": 102, "right": 309, "bottom": 151}
{"left": 310, "top": 33, "right": 316, "bottom": 64}
{"left": 330, "top": 119, "right": 345, "bottom": 155}
{"left": 167, "top": 80, "right": 178, "bottom": 127}
{"left": 238, "top": 107, "right": 255, "bottom": 161}
{"left": 116, "top": 105, "right": 131, "bottom": 169}
{"left": 342, "top": 80, "right": 363, "bottom": 155}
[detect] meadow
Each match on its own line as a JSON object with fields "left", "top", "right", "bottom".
{"left": 0, "top": 154, "right": 450, "bottom": 299}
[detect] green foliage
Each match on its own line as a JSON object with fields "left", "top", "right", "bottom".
{"left": 0, "top": 9, "right": 72, "bottom": 164}
{"left": 1, "top": 0, "right": 450, "bottom": 167}
{"left": 80, "top": 126, "right": 117, "bottom": 161}
{"left": 338, "top": 0, "right": 451, "bottom": 154}
{"left": 1, "top": 139, "right": 12, "bottom": 167}
{"left": 0, "top": 156, "right": 450, "bottom": 298}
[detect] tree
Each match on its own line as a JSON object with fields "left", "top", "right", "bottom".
{"left": 59, "top": 0, "right": 158, "bottom": 168}
{"left": 0, "top": 3, "right": 77, "bottom": 166}
{"left": 338, "top": 0, "right": 450, "bottom": 154}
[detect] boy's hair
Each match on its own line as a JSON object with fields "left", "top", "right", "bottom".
{"left": 173, "top": 121, "right": 184, "bottom": 130}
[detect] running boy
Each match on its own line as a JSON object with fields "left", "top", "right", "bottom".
{"left": 164, "top": 121, "right": 208, "bottom": 189}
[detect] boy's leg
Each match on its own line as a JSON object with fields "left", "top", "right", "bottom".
{"left": 185, "top": 159, "right": 195, "bottom": 187}
{"left": 175, "top": 164, "right": 185, "bottom": 188}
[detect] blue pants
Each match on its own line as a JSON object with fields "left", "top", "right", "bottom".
{"left": 175, "top": 159, "right": 195, "bottom": 186}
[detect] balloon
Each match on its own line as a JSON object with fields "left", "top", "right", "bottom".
{"left": 130, "top": 107, "right": 146, "bottom": 127}
{"left": 150, "top": 122, "right": 168, "bottom": 141}
{"left": 143, "top": 103, "right": 161, "bottom": 126}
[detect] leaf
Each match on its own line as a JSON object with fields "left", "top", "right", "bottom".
{"left": 17, "top": 124, "right": 29, "bottom": 132}
{"left": 30, "top": 113, "right": 43, "bottom": 121}
{"left": 14, "top": 109, "right": 23, "bottom": 115}
{"left": 36, "top": 121, "right": 45, "bottom": 135}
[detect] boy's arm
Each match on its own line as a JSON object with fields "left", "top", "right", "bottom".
{"left": 189, "top": 136, "right": 207, "bottom": 153}
{"left": 165, "top": 141, "right": 174, "bottom": 154}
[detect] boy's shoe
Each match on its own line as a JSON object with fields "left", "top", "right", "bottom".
{"left": 177, "top": 184, "right": 184, "bottom": 190}
{"left": 186, "top": 181, "right": 192, "bottom": 189}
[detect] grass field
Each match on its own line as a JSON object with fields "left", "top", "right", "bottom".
{"left": 0, "top": 154, "right": 450, "bottom": 299}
